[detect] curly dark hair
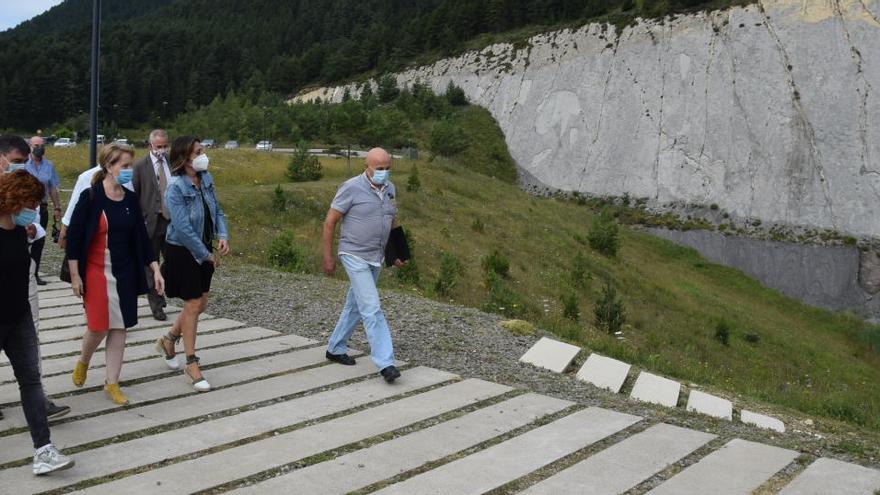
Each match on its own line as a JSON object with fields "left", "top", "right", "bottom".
{"left": 0, "top": 170, "right": 45, "bottom": 215}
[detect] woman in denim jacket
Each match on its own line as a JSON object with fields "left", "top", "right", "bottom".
{"left": 156, "top": 136, "right": 229, "bottom": 391}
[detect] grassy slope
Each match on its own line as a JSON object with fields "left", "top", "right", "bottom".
{"left": 48, "top": 136, "right": 880, "bottom": 435}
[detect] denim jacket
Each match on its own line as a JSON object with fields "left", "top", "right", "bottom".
{"left": 164, "top": 171, "right": 228, "bottom": 264}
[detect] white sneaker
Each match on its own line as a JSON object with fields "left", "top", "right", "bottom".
{"left": 32, "top": 444, "right": 75, "bottom": 475}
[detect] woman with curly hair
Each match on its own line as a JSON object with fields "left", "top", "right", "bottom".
{"left": 0, "top": 167, "right": 75, "bottom": 475}
{"left": 65, "top": 142, "right": 165, "bottom": 406}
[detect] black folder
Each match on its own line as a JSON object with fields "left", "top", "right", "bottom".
{"left": 384, "top": 226, "right": 411, "bottom": 267}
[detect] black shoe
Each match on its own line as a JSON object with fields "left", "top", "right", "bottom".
{"left": 325, "top": 351, "right": 356, "bottom": 366}
{"left": 35, "top": 275, "right": 48, "bottom": 286}
{"left": 380, "top": 365, "right": 401, "bottom": 383}
{"left": 45, "top": 401, "right": 71, "bottom": 420}
{"left": 151, "top": 307, "right": 167, "bottom": 321}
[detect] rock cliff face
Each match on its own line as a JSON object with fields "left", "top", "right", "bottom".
{"left": 297, "top": 0, "right": 880, "bottom": 239}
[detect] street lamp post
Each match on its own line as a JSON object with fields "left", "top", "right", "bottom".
{"left": 88, "top": 0, "right": 101, "bottom": 168}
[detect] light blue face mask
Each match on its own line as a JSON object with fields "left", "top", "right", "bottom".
{"left": 13, "top": 208, "right": 37, "bottom": 227}
{"left": 5, "top": 163, "right": 26, "bottom": 173}
{"left": 116, "top": 169, "right": 134, "bottom": 185}
{"left": 370, "top": 169, "right": 390, "bottom": 185}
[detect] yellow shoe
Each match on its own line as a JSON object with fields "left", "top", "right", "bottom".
{"left": 72, "top": 361, "right": 88, "bottom": 388}
{"left": 104, "top": 383, "right": 129, "bottom": 405}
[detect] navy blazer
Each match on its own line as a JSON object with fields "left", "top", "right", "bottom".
{"left": 65, "top": 180, "right": 156, "bottom": 295}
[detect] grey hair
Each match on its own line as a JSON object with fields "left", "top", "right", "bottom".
{"left": 149, "top": 129, "right": 168, "bottom": 143}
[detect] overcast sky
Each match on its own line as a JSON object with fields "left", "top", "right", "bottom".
{"left": 0, "top": 0, "right": 65, "bottom": 32}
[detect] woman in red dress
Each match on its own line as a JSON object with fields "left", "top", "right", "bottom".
{"left": 66, "top": 143, "right": 164, "bottom": 405}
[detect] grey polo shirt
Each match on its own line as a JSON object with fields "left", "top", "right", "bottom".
{"left": 331, "top": 173, "right": 397, "bottom": 265}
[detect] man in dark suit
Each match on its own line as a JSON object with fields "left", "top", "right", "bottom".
{"left": 132, "top": 129, "right": 171, "bottom": 320}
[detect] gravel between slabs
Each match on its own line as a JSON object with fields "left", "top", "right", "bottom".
{"left": 39, "top": 245, "right": 880, "bottom": 472}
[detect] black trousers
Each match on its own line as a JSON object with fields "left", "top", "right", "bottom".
{"left": 0, "top": 311, "right": 50, "bottom": 449}
{"left": 30, "top": 204, "right": 49, "bottom": 276}
{"left": 145, "top": 216, "right": 169, "bottom": 310}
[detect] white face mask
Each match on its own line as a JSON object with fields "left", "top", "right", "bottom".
{"left": 192, "top": 153, "right": 209, "bottom": 172}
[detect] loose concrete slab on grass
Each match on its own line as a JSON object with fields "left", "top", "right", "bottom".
{"left": 519, "top": 337, "right": 581, "bottom": 373}
{"left": 630, "top": 371, "right": 681, "bottom": 408}
{"left": 575, "top": 353, "right": 631, "bottom": 393}
{"left": 741, "top": 409, "right": 785, "bottom": 433}
{"left": 686, "top": 390, "right": 733, "bottom": 420}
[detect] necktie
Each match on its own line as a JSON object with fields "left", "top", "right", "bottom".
{"left": 157, "top": 158, "right": 169, "bottom": 219}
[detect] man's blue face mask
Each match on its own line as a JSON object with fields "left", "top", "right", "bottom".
{"left": 370, "top": 169, "right": 390, "bottom": 185}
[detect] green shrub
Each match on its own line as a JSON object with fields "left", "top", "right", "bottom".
{"left": 429, "top": 119, "right": 468, "bottom": 157}
{"left": 471, "top": 216, "right": 485, "bottom": 233}
{"left": 715, "top": 319, "right": 731, "bottom": 346}
{"left": 434, "top": 252, "right": 463, "bottom": 295}
{"left": 395, "top": 259, "right": 421, "bottom": 285}
{"left": 571, "top": 252, "right": 591, "bottom": 289}
{"left": 588, "top": 208, "right": 620, "bottom": 257}
{"left": 482, "top": 248, "right": 510, "bottom": 278}
{"left": 286, "top": 143, "right": 323, "bottom": 182}
{"left": 483, "top": 270, "right": 521, "bottom": 317}
{"left": 594, "top": 282, "right": 625, "bottom": 334}
{"left": 444, "top": 81, "right": 468, "bottom": 106}
{"left": 271, "top": 184, "right": 287, "bottom": 212}
{"left": 744, "top": 332, "right": 761, "bottom": 344}
{"left": 267, "top": 231, "right": 310, "bottom": 272}
{"left": 407, "top": 164, "right": 421, "bottom": 193}
{"left": 561, "top": 292, "right": 580, "bottom": 321}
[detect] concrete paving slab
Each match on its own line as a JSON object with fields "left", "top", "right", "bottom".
{"left": 0, "top": 342, "right": 335, "bottom": 431}
{"left": 75, "top": 377, "right": 506, "bottom": 495}
{"left": 373, "top": 407, "right": 642, "bottom": 495}
{"left": 741, "top": 410, "right": 785, "bottom": 433}
{"left": 231, "top": 393, "right": 573, "bottom": 495}
{"left": 40, "top": 305, "right": 180, "bottom": 330}
{"left": 37, "top": 281, "right": 70, "bottom": 291}
{"left": 686, "top": 390, "right": 733, "bottom": 420}
{"left": 630, "top": 372, "right": 681, "bottom": 408}
{"left": 647, "top": 438, "right": 799, "bottom": 495}
{"left": 0, "top": 353, "right": 376, "bottom": 464}
{"left": 0, "top": 317, "right": 238, "bottom": 377}
{"left": 40, "top": 299, "right": 148, "bottom": 319}
{"left": 38, "top": 288, "right": 78, "bottom": 299}
{"left": 0, "top": 322, "right": 265, "bottom": 384}
{"left": 779, "top": 458, "right": 880, "bottom": 495}
{"left": 14, "top": 367, "right": 461, "bottom": 493}
{"left": 31, "top": 314, "right": 233, "bottom": 359}
{"left": 575, "top": 353, "right": 631, "bottom": 393}
{"left": 519, "top": 337, "right": 581, "bottom": 373}
{"left": 39, "top": 295, "right": 87, "bottom": 309}
{"left": 0, "top": 332, "right": 314, "bottom": 405}
{"left": 523, "top": 423, "right": 716, "bottom": 495}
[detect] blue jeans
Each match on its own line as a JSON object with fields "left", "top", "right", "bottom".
{"left": 327, "top": 255, "right": 395, "bottom": 370}
{"left": 0, "top": 311, "right": 50, "bottom": 449}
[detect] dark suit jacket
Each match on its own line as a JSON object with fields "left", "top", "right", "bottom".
{"left": 132, "top": 154, "right": 166, "bottom": 237}
{"left": 65, "top": 181, "right": 156, "bottom": 295}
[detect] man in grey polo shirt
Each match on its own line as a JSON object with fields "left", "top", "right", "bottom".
{"left": 322, "top": 147, "right": 403, "bottom": 383}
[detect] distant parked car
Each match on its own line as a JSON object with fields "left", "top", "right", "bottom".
{"left": 96, "top": 134, "right": 105, "bottom": 145}
{"left": 202, "top": 139, "right": 215, "bottom": 148}
{"left": 53, "top": 138, "right": 76, "bottom": 148}
{"left": 255, "top": 140, "right": 273, "bottom": 151}
{"left": 113, "top": 138, "right": 130, "bottom": 146}
{"left": 224, "top": 140, "right": 239, "bottom": 149}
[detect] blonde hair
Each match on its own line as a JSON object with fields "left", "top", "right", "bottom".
{"left": 92, "top": 142, "right": 135, "bottom": 185}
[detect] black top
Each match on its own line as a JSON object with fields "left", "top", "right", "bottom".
{"left": 200, "top": 187, "right": 213, "bottom": 251}
{"left": 0, "top": 226, "right": 31, "bottom": 325}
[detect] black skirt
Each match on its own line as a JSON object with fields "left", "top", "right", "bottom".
{"left": 162, "top": 243, "right": 214, "bottom": 301}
